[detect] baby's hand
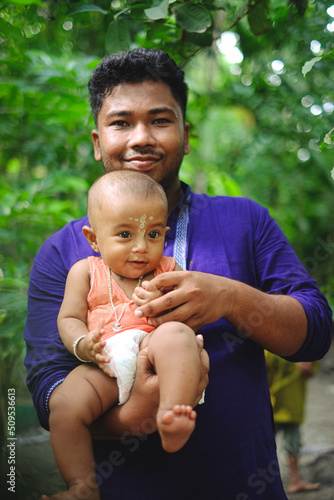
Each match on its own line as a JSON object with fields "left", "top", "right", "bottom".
{"left": 132, "top": 280, "right": 163, "bottom": 307}
{"left": 85, "top": 320, "right": 111, "bottom": 372}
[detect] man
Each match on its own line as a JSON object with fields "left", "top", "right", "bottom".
{"left": 24, "top": 48, "right": 332, "bottom": 500}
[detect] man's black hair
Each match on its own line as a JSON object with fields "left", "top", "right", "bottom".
{"left": 88, "top": 48, "right": 188, "bottom": 125}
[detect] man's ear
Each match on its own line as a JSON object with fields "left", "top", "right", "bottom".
{"left": 91, "top": 130, "right": 102, "bottom": 162}
{"left": 183, "top": 122, "right": 191, "bottom": 156}
{"left": 82, "top": 225, "right": 99, "bottom": 252}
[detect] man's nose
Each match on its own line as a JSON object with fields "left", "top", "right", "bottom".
{"left": 128, "top": 122, "right": 156, "bottom": 148}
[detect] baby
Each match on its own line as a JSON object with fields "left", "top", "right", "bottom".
{"left": 42, "top": 170, "right": 204, "bottom": 500}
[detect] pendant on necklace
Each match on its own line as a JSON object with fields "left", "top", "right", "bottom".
{"left": 111, "top": 323, "right": 123, "bottom": 332}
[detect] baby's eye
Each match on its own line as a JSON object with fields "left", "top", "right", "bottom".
{"left": 148, "top": 231, "right": 160, "bottom": 239}
{"left": 119, "top": 231, "right": 131, "bottom": 238}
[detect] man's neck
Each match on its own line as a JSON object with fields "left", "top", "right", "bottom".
{"left": 165, "top": 178, "right": 185, "bottom": 215}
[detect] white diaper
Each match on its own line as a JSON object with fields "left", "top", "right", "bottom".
{"left": 198, "top": 390, "right": 205, "bottom": 405}
{"left": 104, "top": 329, "right": 205, "bottom": 406}
{"left": 104, "top": 329, "right": 150, "bottom": 405}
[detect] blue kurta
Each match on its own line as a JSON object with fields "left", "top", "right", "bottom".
{"left": 24, "top": 183, "right": 332, "bottom": 500}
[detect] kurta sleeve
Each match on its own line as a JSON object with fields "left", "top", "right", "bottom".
{"left": 251, "top": 199, "right": 333, "bottom": 361}
{"left": 24, "top": 216, "right": 94, "bottom": 429}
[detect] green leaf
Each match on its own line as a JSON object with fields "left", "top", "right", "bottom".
{"left": 322, "top": 49, "right": 334, "bottom": 61}
{"left": 145, "top": 0, "right": 169, "bottom": 20}
{"left": 173, "top": 3, "right": 212, "bottom": 33}
{"left": 248, "top": 0, "right": 271, "bottom": 36}
{"left": 302, "top": 50, "right": 334, "bottom": 77}
{"left": 302, "top": 56, "right": 321, "bottom": 77}
{"left": 106, "top": 18, "right": 131, "bottom": 54}
{"left": 319, "top": 128, "right": 334, "bottom": 151}
{"left": 185, "top": 29, "right": 213, "bottom": 48}
{"left": 68, "top": 4, "right": 108, "bottom": 16}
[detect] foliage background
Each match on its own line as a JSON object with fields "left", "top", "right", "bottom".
{"left": 0, "top": 0, "right": 333, "bottom": 442}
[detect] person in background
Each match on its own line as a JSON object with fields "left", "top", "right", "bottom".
{"left": 24, "top": 48, "right": 332, "bottom": 500}
{"left": 266, "top": 351, "right": 320, "bottom": 494}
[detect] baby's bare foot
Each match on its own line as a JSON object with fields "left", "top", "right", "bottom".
{"left": 40, "top": 483, "right": 100, "bottom": 500}
{"left": 157, "top": 404, "right": 196, "bottom": 453}
{"left": 41, "top": 494, "right": 76, "bottom": 500}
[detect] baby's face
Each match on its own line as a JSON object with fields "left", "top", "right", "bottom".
{"left": 94, "top": 196, "right": 169, "bottom": 279}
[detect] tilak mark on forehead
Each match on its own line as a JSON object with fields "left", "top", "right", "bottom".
{"left": 128, "top": 215, "right": 155, "bottom": 235}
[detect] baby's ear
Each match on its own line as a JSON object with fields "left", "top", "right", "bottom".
{"left": 82, "top": 225, "right": 99, "bottom": 253}
{"left": 165, "top": 226, "right": 171, "bottom": 235}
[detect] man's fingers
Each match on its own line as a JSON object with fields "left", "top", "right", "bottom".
{"left": 141, "top": 303, "right": 201, "bottom": 331}
{"left": 196, "top": 334, "right": 204, "bottom": 349}
{"left": 135, "top": 270, "right": 202, "bottom": 313}
{"left": 150, "top": 270, "right": 183, "bottom": 288}
{"left": 136, "top": 347, "right": 153, "bottom": 373}
{"left": 135, "top": 270, "right": 219, "bottom": 331}
{"left": 134, "top": 292, "right": 178, "bottom": 319}
{"left": 199, "top": 348, "right": 210, "bottom": 377}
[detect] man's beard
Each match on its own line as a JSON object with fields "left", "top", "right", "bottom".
{"left": 101, "top": 153, "right": 184, "bottom": 193}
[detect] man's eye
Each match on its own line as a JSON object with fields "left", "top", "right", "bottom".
{"left": 119, "top": 231, "right": 131, "bottom": 238}
{"left": 111, "top": 120, "right": 128, "bottom": 127}
{"left": 153, "top": 118, "right": 170, "bottom": 124}
{"left": 148, "top": 231, "right": 160, "bottom": 239}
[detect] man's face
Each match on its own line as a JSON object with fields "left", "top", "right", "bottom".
{"left": 91, "top": 81, "right": 190, "bottom": 192}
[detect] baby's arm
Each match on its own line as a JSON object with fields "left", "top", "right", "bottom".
{"left": 132, "top": 263, "right": 183, "bottom": 307}
{"left": 57, "top": 260, "right": 111, "bottom": 372}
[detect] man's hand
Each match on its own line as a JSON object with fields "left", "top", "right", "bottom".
{"left": 194, "top": 334, "right": 210, "bottom": 405}
{"left": 134, "top": 271, "right": 227, "bottom": 331}
{"left": 132, "top": 270, "right": 308, "bottom": 357}
{"left": 91, "top": 334, "right": 209, "bottom": 439}
{"left": 91, "top": 346, "right": 160, "bottom": 439}
{"left": 132, "top": 280, "right": 163, "bottom": 307}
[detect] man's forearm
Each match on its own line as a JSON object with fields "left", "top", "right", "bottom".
{"left": 224, "top": 279, "right": 307, "bottom": 356}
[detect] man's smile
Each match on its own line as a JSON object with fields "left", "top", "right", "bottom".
{"left": 123, "top": 152, "right": 163, "bottom": 170}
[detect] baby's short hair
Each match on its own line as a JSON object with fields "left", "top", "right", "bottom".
{"left": 87, "top": 170, "right": 168, "bottom": 225}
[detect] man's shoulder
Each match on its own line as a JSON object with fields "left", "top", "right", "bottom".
{"left": 41, "top": 215, "right": 89, "bottom": 248}
{"left": 190, "top": 192, "right": 267, "bottom": 218}
{"left": 34, "top": 215, "right": 93, "bottom": 270}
